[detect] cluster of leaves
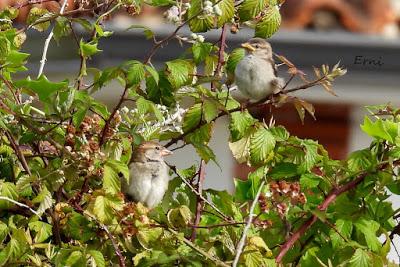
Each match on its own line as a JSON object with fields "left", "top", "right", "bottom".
{"left": 0, "top": 0, "right": 398, "bottom": 267}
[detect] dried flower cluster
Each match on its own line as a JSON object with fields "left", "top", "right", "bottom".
{"left": 259, "top": 181, "right": 307, "bottom": 217}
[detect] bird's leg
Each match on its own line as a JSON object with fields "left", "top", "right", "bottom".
{"left": 241, "top": 100, "right": 250, "bottom": 112}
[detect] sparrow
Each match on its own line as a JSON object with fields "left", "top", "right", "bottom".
{"left": 233, "top": 38, "right": 284, "bottom": 102}
{"left": 122, "top": 141, "right": 172, "bottom": 208}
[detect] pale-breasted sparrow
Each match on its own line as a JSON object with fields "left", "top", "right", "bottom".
{"left": 233, "top": 38, "right": 284, "bottom": 102}
{"left": 122, "top": 141, "right": 172, "bottom": 208}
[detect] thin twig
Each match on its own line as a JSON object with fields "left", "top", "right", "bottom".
{"left": 37, "top": 0, "right": 68, "bottom": 78}
{"left": 191, "top": 160, "right": 206, "bottom": 241}
{"left": 4, "top": 131, "right": 32, "bottom": 176}
{"left": 211, "top": 24, "right": 227, "bottom": 91}
{"left": 0, "top": 196, "right": 40, "bottom": 217}
{"left": 232, "top": 180, "right": 266, "bottom": 267}
{"left": 167, "top": 164, "right": 230, "bottom": 221}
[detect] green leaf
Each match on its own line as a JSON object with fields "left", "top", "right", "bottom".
{"left": 250, "top": 126, "right": 276, "bottom": 165}
{"left": 238, "top": 0, "right": 268, "bottom": 21}
{"left": 15, "top": 75, "right": 68, "bottom": 103}
{"left": 66, "top": 212, "right": 96, "bottom": 242}
{"left": 92, "top": 194, "right": 123, "bottom": 224}
{"left": 183, "top": 103, "right": 202, "bottom": 132}
{"left": 347, "top": 149, "right": 375, "bottom": 173}
{"left": 0, "top": 181, "right": 18, "bottom": 209}
{"left": 53, "top": 16, "right": 71, "bottom": 42}
{"left": 126, "top": 24, "right": 154, "bottom": 40}
{"left": 165, "top": 59, "right": 193, "bottom": 89}
{"left": 229, "top": 111, "right": 256, "bottom": 141}
{"left": 203, "top": 99, "right": 219, "bottom": 123}
{"left": 28, "top": 221, "right": 52, "bottom": 243}
{"left": 192, "top": 42, "right": 214, "bottom": 64}
{"left": 188, "top": 0, "right": 214, "bottom": 32}
{"left": 185, "top": 123, "right": 212, "bottom": 145}
{"left": 349, "top": 249, "right": 371, "bottom": 267}
{"left": 80, "top": 40, "right": 101, "bottom": 57}
{"left": 145, "top": 65, "right": 159, "bottom": 84}
{"left": 103, "top": 160, "right": 128, "bottom": 194}
{"left": 0, "top": 221, "right": 8, "bottom": 243}
{"left": 124, "top": 60, "right": 145, "bottom": 86}
{"left": 217, "top": 0, "right": 235, "bottom": 27}
{"left": 229, "top": 134, "right": 251, "bottom": 164}
{"left": 330, "top": 219, "right": 352, "bottom": 249}
{"left": 300, "top": 173, "right": 321, "bottom": 189}
{"left": 88, "top": 250, "right": 105, "bottom": 267}
{"left": 27, "top": 7, "right": 51, "bottom": 31}
{"left": 32, "top": 187, "right": 53, "bottom": 216}
{"left": 298, "top": 140, "right": 320, "bottom": 172}
{"left": 354, "top": 219, "right": 381, "bottom": 252}
{"left": 269, "top": 126, "right": 289, "bottom": 141}
{"left": 360, "top": 116, "right": 398, "bottom": 144}
{"left": 167, "top": 205, "right": 192, "bottom": 228}
{"left": 65, "top": 251, "right": 84, "bottom": 266}
{"left": 137, "top": 228, "right": 163, "bottom": 249}
{"left": 248, "top": 166, "right": 268, "bottom": 198}
{"left": 254, "top": 5, "right": 281, "bottom": 38}
{"left": 226, "top": 48, "right": 245, "bottom": 76}
{"left": 194, "top": 144, "right": 217, "bottom": 163}
{"left": 243, "top": 247, "right": 264, "bottom": 267}
{"left": 0, "top": 34, "right": 11, "bottom": 62}
{"left": 234, "top": 178, "right": 252, "bottom": 201}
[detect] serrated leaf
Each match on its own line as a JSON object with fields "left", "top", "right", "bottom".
{"left": 28, "top": 221, "right": 52, "bottom": 243}
{"left": 137, "top": 228, "right": 163, "bottom": 249}
{"left": 0, "top": 181, "right": 18, "bottom": 209}
{"left": 217, "top": 0, "right": 234, "bottom": 27}
{"left": 203, "top": 99, "right": 219, "bottom": 123}
{"left": 53, "top": 16, "right": 71, "bottom": 42}
{"left": 145, "top": 65, "right": 159, "bottom": 84}
{"left": 229, "top": 111, "right": 256, "bottom": 141}
{"left": 347, "top": 149, "right": 375, "bottom": 173}
{"left": 269, "top": 126, "right": 289, "bottom": 141}
{"left": 0, "top": 35, "right": 11, "bottom": 61}
{"left": 188, "top": 0, "right": 214, "bottom": 32}
{"left": 238, "top": 0, "right": 268, "bottom": 21}
{"left": 300, "top": 173, "right": 321, "bottom": 189}
{"left": 254, "top": 5, "right": 281, "bottom": 38}
{"left": 330, "top": 219, "right": 352, "bottom": 249}
{"left": 250, "top": 126, "right": 276, "bottom": 165}
{"left": 226, "top": 48, "right": 245, "bottom": 76}
{"left": 354, "top": 219, "right": 381, "bottom": 252}
{"left": 349, "top": 249, "right": 371, "bottom": 267}
{"left": 166, "top": 59, "right": 193, "bottom": 89}
{"left": 0, "top": 221, "right": 8, "bottom": 243}
{"left": 88, "top": 250, "right": 105, "bottom": 267}
{"left": 192, "top": 42, "right": 214, "bottom": 64}
{"left": 27, "top": 7, "right": 51, "bottom": 31}
{"left": 32, "top": 187, "right": 53, "bottom": 216}
{"left": 229, "top": 134, "right": 251, "bottom": 164}
{"left": 167, "top": 205, "right": 192, "bottom": 228}
{"left": 183, "top": 103, "right": 202, "bottom": 132}
{"left": 103, "top": 160, "right": 128, "bottom": 194}
{"left": 270, "top": 162, "right": 298, "bottom": 179}
{"left": 92, "top": 194, "right": 123, "bottom": 224}
{"left": 124, "top": 60, "right": 145, "bottom": 86}
{"left": 361, "top": 116, "right": 398, "bottom": 144}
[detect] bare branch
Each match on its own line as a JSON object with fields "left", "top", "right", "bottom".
{"left": 0, "top": 196, "right": 40, "bottom": 217}
{"left": 191, "top": 160, "right": 206, "bottom": 241}
{"left": 37, "top": 0, "right": 68, "bottom": 78}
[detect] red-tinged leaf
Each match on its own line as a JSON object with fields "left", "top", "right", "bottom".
{"left": 313, "top": 66, "right": 321, "bottom": 78}
{"left": 299, "top": 99, "right": 316, "bottom": 120}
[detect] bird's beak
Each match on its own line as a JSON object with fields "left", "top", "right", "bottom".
{"left": 241, "top": 42, "right": 256, "bottom": 52}
{"left": 161, "top": 148, "right": 173, "bottom": 156}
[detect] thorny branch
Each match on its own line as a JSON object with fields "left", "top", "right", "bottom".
{"left": 276, "top": 161, "right": 393, "bottom": 263}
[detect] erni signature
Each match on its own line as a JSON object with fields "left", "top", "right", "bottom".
{"left": 354, "top": 56, "right": 384, "bottom": 67}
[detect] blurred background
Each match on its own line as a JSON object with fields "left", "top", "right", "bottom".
{"left": 2, "top": 0, "right": 400, "bottom": 261}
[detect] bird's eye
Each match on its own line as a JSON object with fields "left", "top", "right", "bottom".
{"left": 254, "top": 44, "right": 259, "bottom": 48}
{"left": 155, "top": 146, "right": 160, "bottom": 150}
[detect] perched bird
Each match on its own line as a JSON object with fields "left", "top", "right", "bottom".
{"left": 123, "top": 141, "right": 172, "bottom": 208}
{"left": 233, "top": 38, "right": 284, "bottom": 102}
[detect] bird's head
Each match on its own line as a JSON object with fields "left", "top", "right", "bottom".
{"left": 241, "top": 38, "right": 272, "bottom": 60}
{"left": 133, "top": 141, "right": 172, "bottom": 162}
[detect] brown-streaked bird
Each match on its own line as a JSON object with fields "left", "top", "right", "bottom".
{"left": 233, "top": 38, "right": 284, "bottom": 102}
{"left": 122, "top": 141, "right": 172, "bottom": 208}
